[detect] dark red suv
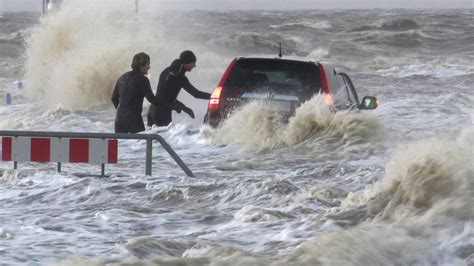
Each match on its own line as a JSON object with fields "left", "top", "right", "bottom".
{"left": 204, "top": 56, "right": 378, "bottom": 127}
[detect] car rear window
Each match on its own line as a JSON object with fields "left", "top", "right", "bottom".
{"left": 224, "top": 58, "right": 321, "bottom": 93}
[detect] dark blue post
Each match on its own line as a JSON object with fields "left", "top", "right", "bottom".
{"left": 5, "top": 93, "right": 11, "bottom": 105}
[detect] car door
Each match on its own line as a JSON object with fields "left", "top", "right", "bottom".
{"left": 334, "top": 72, "right": 360, "bottom": 110}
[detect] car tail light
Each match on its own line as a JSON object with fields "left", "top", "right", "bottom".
{"left": 319, "top": 64, "right": 331, "bottom": 95}
{"left": 208, "top": 86, "right": 222, "bottom": 110}
{"left": 324, "top": 93, "right": 334, "bottom": 105}
{"left": 207, "top": 58, "right": 237, "bottom": 111}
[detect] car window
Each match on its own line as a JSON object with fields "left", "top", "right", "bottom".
{"left": 341, "top": 73, "right": 359, "bottom": 105}
{"left": 333, "top": 73, "right": 359, "bottom": 108}
{"left": 225, "top": 59, "right": 321, "bottom": 94}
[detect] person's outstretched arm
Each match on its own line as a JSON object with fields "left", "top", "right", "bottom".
{"left": 182, "top": 76, "right": 211, "bottom": 99}
{"left": 141, "top": 77, "right": 161, "bottom": 106}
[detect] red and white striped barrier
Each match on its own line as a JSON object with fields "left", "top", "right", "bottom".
{"left": 1, "top": 137, "right": 117, "bottom": 164}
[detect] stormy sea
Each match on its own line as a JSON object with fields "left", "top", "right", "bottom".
{"left": 0, "top": 1, "right": 472, "bottom": 265}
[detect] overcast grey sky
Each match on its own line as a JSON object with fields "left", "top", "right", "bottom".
{"left": 1, "top": 0, "right": 472, "bottom": 12}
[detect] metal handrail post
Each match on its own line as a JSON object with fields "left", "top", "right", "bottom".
{"left": 0, "top": 131, "right": 195, "bottom": 177}
{"left": 154, "top": 135, "right": 195, "bottom": 177}
{"left": 101, "top": 163, "right": 105, "bottom": 177}
{"left": 146, "top": 138, "right": 152, "bottom": 176}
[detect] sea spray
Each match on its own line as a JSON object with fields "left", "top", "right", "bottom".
{"left": 212, "top": 95, "right": 384, "bottom": 152}
{"left": 23, "top": 0, "right": 221, "bottom": 112}
{"left": 288, "top": 128, "right": 474, "bottom": 265}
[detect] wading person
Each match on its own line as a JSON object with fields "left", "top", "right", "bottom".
{"left": 112, "top": 52, "right": 160, "bottom": 133}
{"left": 147, "top": 50, "right": 211, "bottom": 127}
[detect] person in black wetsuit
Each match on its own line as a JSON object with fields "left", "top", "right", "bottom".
{"left": 111, "top": 52, "right": 160, "bottom": 133}
{"left": 147, "top": 50, "right": 211, "bottom": 127}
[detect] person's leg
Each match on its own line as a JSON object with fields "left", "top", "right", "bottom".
{"left": 147, "top": 106, "right": 155, "bottom": 127}
{"left": 130, "top": 118, "right": 146, "bottom": 133}
{"left": 147, "top": 111, "right": 153, "bottom": 127}
{"left": 153, "top": 108, "right": 172, "bottom": 127}
{"left": 115, "top": 122, "right": 129, "bottom": 133}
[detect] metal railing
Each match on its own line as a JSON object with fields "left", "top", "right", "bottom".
{"left": 0, "top": 131, "right": 194, "bottom": 177}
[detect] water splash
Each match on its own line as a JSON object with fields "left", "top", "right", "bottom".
{"left": 23, "top": 0, "right": 219, "bottom": 111}
{"left": 24, "top": 4, "right": 151, "bottom": 109}
{"left": 342, "top": 128, "right": 474, "bottom": 227}
{"left": 212, "top": 95, "right": 384, "bottom": 152}
{"left": 300, "top": 127, "right": 474, "bottom": 265}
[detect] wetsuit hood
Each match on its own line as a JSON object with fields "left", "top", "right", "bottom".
{"left": 169, "top": 59, "right": 185, "bottom": 76}
{"left": 179, "top": 50, "right": 196, "bottom": 64}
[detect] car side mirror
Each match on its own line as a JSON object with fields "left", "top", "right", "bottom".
{"left": 359, "top": 96, "right": 378, "bottom": 110}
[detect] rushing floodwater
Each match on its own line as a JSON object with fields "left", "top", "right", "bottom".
{"left": 0, "top": 3, "right": 473, "bottom": 265}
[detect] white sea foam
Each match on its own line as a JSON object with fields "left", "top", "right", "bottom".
{"left": 212, "top": 95, "right": 384, "bottom": 152}
{"left": 23, "top": 0, "right": 219, "bottom": 113}
{"left": 1, "top": 7, "right": 472, "bottom": 265}
{"left": 376, "top": 63, "right": 473, "bottom": 78}
{"left": 269, "top": 21, "right": 332, "bottom": 30}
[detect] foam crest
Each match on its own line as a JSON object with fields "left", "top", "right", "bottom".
{"left": 306, "top": 48, "right": 329, "bottom": 61}
{"left": 213, "top": 95, "right": 384, "bottom": 152}
{"left": 54, "top": 245, "right": 269, "bottom": 265}
{"left": 234, "top": 205, "right": 294, "bottom": 223}
{"left": 218, "top": 31, "right": 304, "bottom": 56}
{"left": 376, "top": 63, "right": 473, "bottom": 78}
{"left": 284, "top": 225, "right": 430, "bottom": 265}
{"left": 286, "top": 129, "right": 474, "bottom": 265}
{"left": 269, "top": 21, "right": 332, "bottom": 30}
{"left": 342, "top": 129, "right": 473, "bottom": 228}
{"left": 212, "top": 102, "right": 285, "bottom": 151}
{"left": 381, "top": 18, "right": 420, "bottom": 31}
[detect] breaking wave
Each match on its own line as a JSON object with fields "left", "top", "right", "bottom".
{"left": 212, "top": 95, "right": 384, "bottom": 152}
{"left": 53, "top": 244, "right": 271, "bottom": 266}
{"left": 353, "top": 30, "right": 426, "bottom": 48}
{"left": 376, "top": 63, "right": 474, "bottom": 78}
{"left": 351, "top": 18, "right": 420, "bottom": 32}
{"left": 24, "top": 5, "right": 146, "bottom": 109}
{"left": 306, "top": 48, "right": 329, "bottom": 61}
{"left": 22, "top": 1, "right": 215, "bottom": 111}
{"left": 269, "top": 21, "right": 331, "bottom": 30}
{"left": 341, "top": 128, "right": 474, "bottom": 227}
{"left": 286, "top": 225, "right": 432, "bottom": 265}
{"left": 0, "top": 30, "right": 25, "bottom": 44}
{"left": 381, "top": 18, "right": 420, "bottom": 31}
{"left": 294, "top": 128, "right": 474, "bottom": 265}
{"left": 3, "top": 8, "right": 473, "bottom": 266}
{"left": 213, "top": 31, "right": 305, "bottom": 56}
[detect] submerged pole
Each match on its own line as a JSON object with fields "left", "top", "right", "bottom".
{"left": 5, "top": 92, "right": 12, "bottom": 105}
{"left": 135, "top": 0, "right": 139, "bottom": 14}
{"left": 145, "top": 138, "right": 152, "bottom": 176}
